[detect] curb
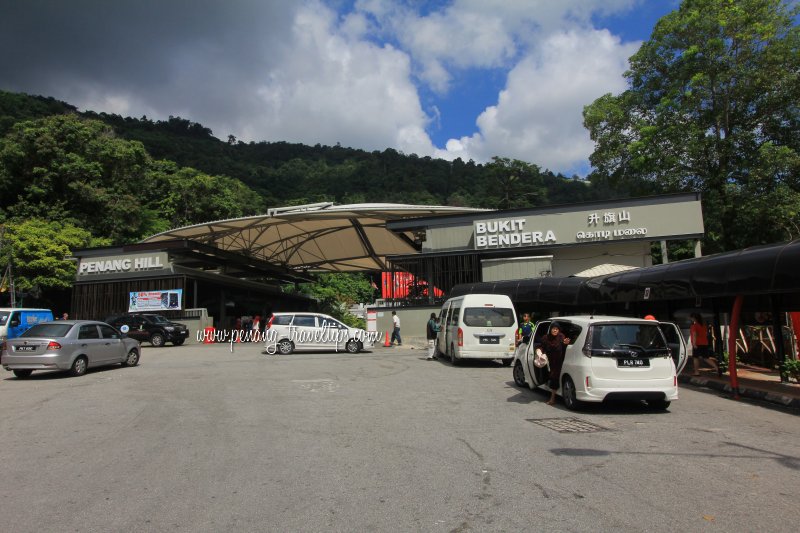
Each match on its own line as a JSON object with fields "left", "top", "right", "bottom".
{"left": 678, "top": 374, "right": 800, "bottom": 409}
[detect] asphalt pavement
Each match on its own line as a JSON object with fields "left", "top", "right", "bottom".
{"left": 1, "top": 342, "right": 797, "bottom": 532}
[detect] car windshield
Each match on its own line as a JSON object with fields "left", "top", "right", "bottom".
{"left": 146, "top": 315, "right": 170, "bottom": 324}
{"left": 463, "top": 307, "right": 515, "bottom": 327}
{"left": 591, "top": 324, "right": 668, "bottom": 351}
{"left": 0, "top": 311, "right": 9, "bottom": 326}
{"left": 21, "top": 323, "right": 72, "bottom": 338}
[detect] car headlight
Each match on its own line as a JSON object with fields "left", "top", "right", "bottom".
{"left": 164, "top": 326, "right": 175, "bottom": 331}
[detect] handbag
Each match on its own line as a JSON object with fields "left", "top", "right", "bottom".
{"left": 533, "top": 347, "right": 549, "bottom": 368}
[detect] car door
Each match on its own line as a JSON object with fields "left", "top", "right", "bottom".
{"left": 526, "top": 321, "right": 551, "bottom": 387}
{"left": 125, "top": 316, "right": 149, "bottom": 343}
{"left": 99, "top": 324, "right": 126, "bottom": 363}
{"left": 436, "top": 302, "right": 450, "bottom": 354}
{"left": 659, "top": 321, "right": 689, "bottom": 374}
{"left": 77, "top": 324, "right": 105, "bottom": 366}
{"left": 291, "top": 314, "right": 320, "bottom": 350}
{"left": 318, "top": 316, "right": 346, "bottom": 351}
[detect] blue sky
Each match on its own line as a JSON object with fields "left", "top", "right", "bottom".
{"left": 0, "top": 0, "right": 680, "bottom": 177}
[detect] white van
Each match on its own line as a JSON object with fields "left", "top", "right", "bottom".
{"left": 435, "top": 294, "right": 517, "bottom": 366}
{"left": 0, "top": 308, "right": 54, "bottom": 342}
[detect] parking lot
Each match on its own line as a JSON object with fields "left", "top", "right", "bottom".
{"left": 1, "top": 343, "right": 797, "bottom": 532}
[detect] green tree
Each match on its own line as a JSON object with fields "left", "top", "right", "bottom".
{"left": 482, "top": 157, "right": 545, "bottom": 209}
{"left": 150, "top": 161, "right": 263, "bottom": 229}
{"left": 0, "top": 114, "right": 161, "bottom": 243}
{"left": 583, "top": 0, "right": 800, "bottom": 253}
{"left": 0, "top": 219, "right": 107, "bottom": 291}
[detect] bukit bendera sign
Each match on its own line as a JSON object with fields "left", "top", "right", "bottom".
{"left": 473, "top": 200, "right": 702, "bottom": 251}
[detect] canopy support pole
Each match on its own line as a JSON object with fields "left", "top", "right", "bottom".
{"left": 728, "top": 295, "right": 743, "bottom": 399}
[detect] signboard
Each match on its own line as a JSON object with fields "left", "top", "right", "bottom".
{"left": 128, "top": 289, "right": 183, "bottom": 311}
{"left": 77, "top": 252, "right": 170, "bottom": 277}
{"left": 469, "top": 199, "right": 703, "bottom": 251}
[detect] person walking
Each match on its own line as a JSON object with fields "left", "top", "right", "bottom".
{"left": 517, "top": 312, "right": 534, "bottom": 345}
{"left": 690, "top": 313, "right": 718, "bottom": 375}
{"left": 390, "top": 311, "right": 402, "bottom": 346}
{"left": 426, "top": 312, "right": 440, "bottom": 360}
{"left": 540, "top": 322, "right": 570, "bottom": 406}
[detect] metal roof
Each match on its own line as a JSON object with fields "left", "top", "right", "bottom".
{"left": 450, "top": 239, "right": 800, "bottom": 308}
{"left": 141, "top": 203, "right": 486, "bottom": 272}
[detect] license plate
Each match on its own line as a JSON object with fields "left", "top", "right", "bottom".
{"left": 479, "top": 336, "right": 499, "bottom": 344}
{"left": 617, "top": 358, "right": 649, "bottom": 368}
{"left": 15, "top": 345, "right": 36, "bottom": 352}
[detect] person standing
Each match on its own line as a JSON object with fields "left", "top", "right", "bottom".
{"left": 426, "top": 312, "right": 440, "bottom": 360}
{"left": 540, "top": 322, "right": 571, "bottom": 406}
{"left": 390, "top": 311, "right": 402, "bottom": 346}
{"left": 690, "top": 313, "right": 718, "bottom": 375}
{"left": 517, "top": 312, "right": 534, "bottom": 345}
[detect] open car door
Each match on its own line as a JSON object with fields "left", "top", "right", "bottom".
{"left": 525, "top": 321, "right": 551, "bottom": 387}
{"left": 659, "top": 321, "right": 688, "bottom": 375}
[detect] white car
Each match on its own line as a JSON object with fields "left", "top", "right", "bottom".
{"left": 512, "top": 316, "right": 688, "bottom": 410}
{"left": 265, "top": 312, "right": 374, "bottom": 355}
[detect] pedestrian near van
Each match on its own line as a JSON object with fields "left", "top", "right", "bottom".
{"left": 517, "top": 312, "right": 534, "bottom": 345}
{"left": 391, "top": 311, "right": 402, "bottom": 346}
{"left": 690, "top": 313, "right": 718, "bottom": 376}
{"left": 426, "top": 312, "right": 440, "bottom": 360}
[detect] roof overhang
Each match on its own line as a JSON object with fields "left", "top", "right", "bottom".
{"left": 141, "top": 203, "right": 487, "bottom": 272}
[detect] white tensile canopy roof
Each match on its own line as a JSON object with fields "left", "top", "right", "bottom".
{"left": 141, "top": 202, "right": 486, "bottom": 272}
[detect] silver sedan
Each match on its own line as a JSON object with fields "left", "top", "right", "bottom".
{"left": 1, "top": 320, "right": 141, "bottom": 378}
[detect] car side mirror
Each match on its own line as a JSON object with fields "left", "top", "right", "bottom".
{"left": 9, "top": 319, "right": 20, "bottom": 327}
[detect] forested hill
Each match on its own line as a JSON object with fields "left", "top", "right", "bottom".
{"left": 0, "top": 90, "right": 613, "bottom": 211}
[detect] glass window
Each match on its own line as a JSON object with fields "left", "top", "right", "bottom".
{"left": 293, "top": 315, "right": 316, "bottom": 327}
{"left": 463, "top": 307, "right": 515, "bottom": 327}
{"left": 21, "top": 323, "right": 72, "bottom": 338}
{"left": 99, "top": 325, "right": 120, "bottom": 339}
{"left": 272, "top": 315, "right": 293, "bottom": 326}
{"left": 320, "top": 317, "right": 344, "bottom": 329}
{"left": 592, "top": 324, "right": 667, "bottom": 351}
{"left": 449, "top": 307, "right": 461, "bottom": 326}
{"left": 78, "top": 325, "right": 100, "bottom": 339}
{"left": 0, "top": 311, "right": 9, "bottom": 326}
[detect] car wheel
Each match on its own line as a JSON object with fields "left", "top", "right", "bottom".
{"left": 647, "top": 399, "right": 671, "bottom": 411}
{"left": 172, "top": 338, "right": 185, "bottom": 346}
{"left": 501, "top": 358, "right": 513, "bottom": 366}
{"left": 13, "top": 369, "right": 33, "bottom": 379}
{"left": 562, "top": 376, "right": 581, "bottom": 411}
{"left": 450, "top": 344, "right": 459, "bottom": 366}
{"left": 70, "top": 356, "right": 88, "bottom": 377}
{"left": 513, "top": 360, "right": 527, "bottom": 387}
{"left": 278, "top": 339, "right": 294, "bottom": 355}
{"left": 150, "top": 333, "right": 165, "bottom": 347}
{"left": 122, "top": 349, "right": 140, "bottom": 367}
{"left": 345, "top": 339, "right": 361, "bottom": 354}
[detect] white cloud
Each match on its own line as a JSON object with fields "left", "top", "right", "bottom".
{"left": 242, "top": 2, "right": 435, "bottom": 156}
{"left": 438, "top": 29, "right": 639, "bottom": 174}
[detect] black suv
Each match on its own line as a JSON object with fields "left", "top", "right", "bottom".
{"left": 105, "top": 314, "right": 189, "bottom": 347}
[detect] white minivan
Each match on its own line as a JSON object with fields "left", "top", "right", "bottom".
{"left": 512, "top": 315, "right": 688, "bottom": 410}
{"left": 435, "top": 294, "right": 517, "bottom": 366}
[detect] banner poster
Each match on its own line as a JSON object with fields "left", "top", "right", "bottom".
{"left": 128, "top": 289, "right": 183, "bottom": 312}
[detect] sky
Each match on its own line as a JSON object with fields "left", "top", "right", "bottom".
{"left": 0, "top": 0, "right": 679, "bottom": 177}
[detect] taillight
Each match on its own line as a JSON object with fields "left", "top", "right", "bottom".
{"left": 47, "top": 341, "right": 62, "bottom": 350}
{"left": 457, "top": 327, "right": 463, "bottom": 347}
{"left": 267, "top": 316, "right": 274, "bottom": 329}
{"left": 515, "top": 330, "right": 520, "bottom": 344}
{"left": 586, "top": 376, "right": 591, "bottom": 388}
